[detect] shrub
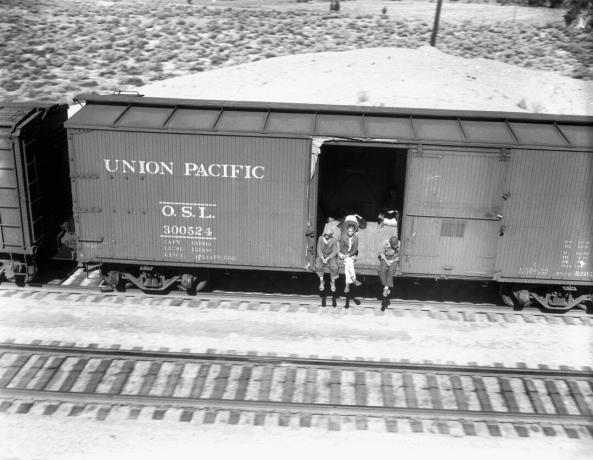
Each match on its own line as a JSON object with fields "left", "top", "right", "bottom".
{"left": 119, "top": 76, "right": 145, "bottom": 87}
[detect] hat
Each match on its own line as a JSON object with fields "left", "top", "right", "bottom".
{"left": 389, "top": 236, "right": 399, "bottom": 246}
{"left": 324, "top": 228, "right": 334, "bottom": 235}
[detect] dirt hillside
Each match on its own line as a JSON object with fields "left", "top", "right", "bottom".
{"left": 140, "top": 46, "right": 593, "bottom": 115}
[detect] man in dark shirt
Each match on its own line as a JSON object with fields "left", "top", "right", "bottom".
{"left": 315, "top": 228, "right": 339, "bottom": 292}
{"left": 378, "top": 235, "right": 400, "bottom": 297}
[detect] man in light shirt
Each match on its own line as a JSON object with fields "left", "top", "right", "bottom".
{"left": 338, "top": 224, "right": 362, "bottom": 293}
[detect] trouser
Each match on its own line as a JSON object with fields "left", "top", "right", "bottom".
{"left": 378, "top": 259, "right": 398, "bottom": 288}
{"left": 315, "top": 256, "right": 339, "bottom": 279}
{"left": 342, "top": 256, "right": 357, "bottom": 284}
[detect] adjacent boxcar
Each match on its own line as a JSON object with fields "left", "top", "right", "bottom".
{"left": 66, "top": 94, "right": 592, "bottom": 310}
{"left": 0, "top": 102, "right": 71, "bottom": 282}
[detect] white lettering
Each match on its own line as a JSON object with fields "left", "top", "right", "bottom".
{"left": 196, "top": 206, "right": 214, "bottom": 219}
{"left": 122, "top": 160, "right": 136, "bottom": 173}
{"left": 162, "top": 205, "right": 175, "bottom": 217}
{"left": 185, "top": 162, "right": 198, "bottom": 175}
{"left": 159, "top": 162, "right": 174, "bottom": 175}
{"left": 181, "top": 206, "right": 194, "bottom": 218}
{"left": 230, "top": 164, "right": 243, "bottom": 178}
{"left": 252, "top": 166, "right": 265, "bottom": 179}
{"left": 208, "top": 164, "right": 220, "bottom": 177}
{"left": 196, "top": 164, "right": 208, "bottom": 177}
{"left": 104, "top": 159, "right": 118, "bottom": 173}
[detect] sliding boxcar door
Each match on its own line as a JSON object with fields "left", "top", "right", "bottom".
{"left": 495, "top": 149, "right": 593, "bottom": 283}
{"left": 401, "top": 147, "right": 508, "bottom": 278}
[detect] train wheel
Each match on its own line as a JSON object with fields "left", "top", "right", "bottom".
{"left": 3, "top": 262, "right": 37, "bottom": 285}
{"left": 195, "top": 279, "right": 208, "bottom": 292}
{"left": 107, "top": 270, "right": 122, "bottom": 290}
{"left": 23, "top": 263, "right": 38, "bottom": 284}
{"left": 499, "top": 284, "right": 517, "bottom": 308}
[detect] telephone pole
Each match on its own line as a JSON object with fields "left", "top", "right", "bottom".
{"left": 430, "top": 0, "right": 444, "bottom": 47}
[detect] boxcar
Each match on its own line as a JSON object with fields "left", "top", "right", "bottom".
{"left": 0, "top": 102, "right": 71, "bottom": 282}
{"left": 65, "top": 94, "right": 592, "bottom": 310}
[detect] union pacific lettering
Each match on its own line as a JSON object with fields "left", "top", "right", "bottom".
{"left": 103, "top": 159, "right": 264, "bottom": 180}
{"left": 184, "top": 162, "right": 264, "bottom": 179}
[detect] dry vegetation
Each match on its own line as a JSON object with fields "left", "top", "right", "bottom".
{"left": 0, "top": 0, "right": 591, "bottom": 103}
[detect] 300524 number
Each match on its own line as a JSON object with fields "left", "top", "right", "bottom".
{"left": 162, "top": 225, "right": 213, "bottom": 237}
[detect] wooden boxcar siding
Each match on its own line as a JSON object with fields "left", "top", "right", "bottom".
{"left": 402, "top": 147, "right": 507, "bottom": 278}
{"left": 0, "top": 133, "right": 24, "bottom": 250}
{"left": 69, "top": 130, "right": 312, "bottom": 269}
{"left": 496, "top": 149, "right": 593, "bottom": 283}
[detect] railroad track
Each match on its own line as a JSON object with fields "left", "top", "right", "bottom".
{"left": 1, "top": 342, "right": 592, "bottom": 437}
{"left": 0, "top": 281, "right": 591, "bottom": 327}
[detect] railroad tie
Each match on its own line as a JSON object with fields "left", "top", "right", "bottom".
{"left": 523, "top": 379, "right": 547, "bottom": 414}
{"left": 472, "top": 377, "right": 493, "bottom": 412}
{"left": 162, "top": 362, "right": 185, "bottom": 398}
{"left": 425, "top": 374, "right": 443, "bottom": 410}
{"left": 233, "top": 366, "right": 253, "bottom": 401}
{"left": 107, "top": 360, "right": 135, "bottom": 395}
{"left": 329, "top": 370, "right": 341, "bottom": 405}
{"left": 0, "top": 354, "right": 30, "bottom": 388}
{"left": 281, "top": 367, "right": 297, "bottom": 403}
{"left": 498, "top": 378, "right": 520, "bottom": 413}
{"left": 58, "top": 358, "right": 89, "bottom": 392}
{"left": 380, "top": 372, "right": 395, "bottom": 407}
{"left": 257, "top": 366, "right": 274, "bottom": 402}
{"left": 565, "top": 380, "right": 593, "bottom": 416}
{"left": 544, "top": 379, "right": 569, "bottom": 415}
{"left": 83, "top": 359, "right": 112, "bottom": 394}
{"left": 209, "top": 365, "right": 232, "bottom": 400}
{"left": 354, "top": 371, "right": 367, "bottom": 407}
{"left": 302, "top": 368, "right": 318, "bottom": 404}
{"left": 402, "top": 373, "right": 418, "bottom": 408}
{"left": 13, "top": 355, "right": 49, "bottom": 389}
{"left": 449, "top": 375, "right": 469, "bottom": 411}
{"left": 189, "top": 364, "right": 211, "bottom": 398}
{"left": 31, "top": 356, "right": 66, "bottom": 391}
{"left": 137, "top": 361, "right": 163, "bottom": 396}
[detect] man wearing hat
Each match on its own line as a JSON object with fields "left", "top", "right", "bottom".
{"left": 315, "top": 228, "right": 339, "bottom": 292}
{"left": 378, "top": 235, "right": 400, "bottom": 297}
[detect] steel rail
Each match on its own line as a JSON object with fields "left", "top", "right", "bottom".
{"left": 0, "top": 283, "right": 590, "bottom": 319}
{"left": 2, "top": 343, "right": 591, "bottom": 380}
{"left": 2, "top": 387, "right": 592, "bottom": 425}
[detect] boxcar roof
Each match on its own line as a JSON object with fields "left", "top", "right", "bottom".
{"left": 0, "top": 102, "right": 65, "bottom": 130}
{"left": 66, "top": 93, "right": 593, "bottom": 149}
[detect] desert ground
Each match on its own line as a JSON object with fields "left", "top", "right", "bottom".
{"left": 1, "top": 0, "right": 592, "bottom": 112}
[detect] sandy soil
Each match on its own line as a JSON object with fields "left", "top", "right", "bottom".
{"left": 1, "top": 414, "right": 592, "bottom": 460}
{"left": 140, "top": 45, "right": 593, "bottom": 114}
{"left": 1, "top": 296, "right": 591, "bottom": 372}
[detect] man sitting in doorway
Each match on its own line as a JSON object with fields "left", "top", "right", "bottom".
{"left": 378, "top": 235, "right": 400, "bottom": 298}
{"left": 338, "top": 223, "right": 362, "bottom": 293}
{"left": 315, "top": 228, "right": 339, "bottom": 292}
